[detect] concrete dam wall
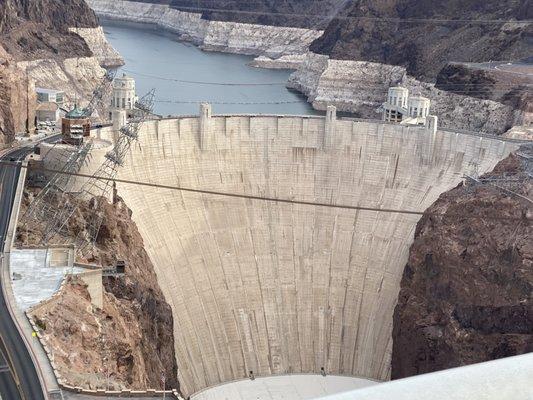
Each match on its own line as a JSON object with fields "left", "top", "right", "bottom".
{"left": 96, "top": 114, "right": 518, "bottom": 396}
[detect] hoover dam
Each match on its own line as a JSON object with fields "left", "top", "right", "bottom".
{"left": 94, "top": 109, "right": 520, "bottom": 397}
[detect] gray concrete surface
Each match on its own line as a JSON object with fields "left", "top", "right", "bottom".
{"left": 315, "top": 353, "right": 533, "bottom": 400}
{"left": 192, "top": 374, "right": 377, "bottom": 400}
{"left": 95, "top": 114, "right": 521, "bottom": 397}
{"left": 11, "top": 249, "right": 85, "bottom": 310}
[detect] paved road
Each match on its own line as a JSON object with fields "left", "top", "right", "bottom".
{"left": 0, "top": 145, "right": 46, "bottom": 400}
{"left": 466, "top": 61, "right": 533, "bottom": 79}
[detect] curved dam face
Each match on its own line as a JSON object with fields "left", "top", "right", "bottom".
{"left": 97, "top": 115, "right": 517, "bottom": 396}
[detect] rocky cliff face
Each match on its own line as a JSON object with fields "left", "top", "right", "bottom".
{"left": 391, "top": 147, "right": 533, "bottom": 378}
{"left": 0, "top": 0, "right": 123, "bottom": 145}
{"left": 70, "top": 27, "right": 124, "bottom": 68}
{"left": 0, "top": 46, "right": 36, "bottom": 144}
{"left": 435, "top": 63, "right": 532, "bottom": 125}
{"left": 0, "top": 0, "right": 98, "bottom": 61}
{"left": 309, "top": 0, "right": 532, "bottom": 81}
{"left": 121, "top": 0, "right": 342, "bottom": 28}
{"left": 18, "top": 193, "right": 178, "bottom": 391}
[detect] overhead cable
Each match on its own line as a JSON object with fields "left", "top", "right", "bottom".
{"left": 168, "top": 5, "right": 533, "bottom": 25}
{"left": 1, "top": 161, "right": 530, "bottom": 222}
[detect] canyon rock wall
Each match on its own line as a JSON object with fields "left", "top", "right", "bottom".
{"left": 70, "top": 27, "right": 125, "bottom": 68}
{"left": 0, "top": 46, "right": 36, "bottom": 144}
{"left": 435, "top": 63, "right": 533, "bottom": 126}
{"left": 95, "top": 115, "right": 520, "bottom": 397}
{"left": 16, "top": 57, "right": 107, "bottom": 111}
{"left": 309, "top": 0, "right": 532, "bottom": 81}
{"left": 20, "top": 194, "right": 179, "bottom": 391}
{"left": 87, "top": 0, "right": 322, "bottom": 57}
{"left": 143, "top": 0, "right": 345, "bottom": 28}
{"left": 288, "top": 53, "right": 524, "bottom": 134}
{"left": 392, "top": 147, "right": 533, "bottom": 378}
{"left": 0, "top": 0, "right": 97, "bottom": 61}
{"left": 0, "top": 0, "right": 122, "bottom": 143}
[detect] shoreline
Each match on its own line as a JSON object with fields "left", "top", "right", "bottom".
{"left": 89, "top": 1, "right": 529, "bottom": 135}
{"left": 87, "top": 0, "right": 322, "bottom": 60}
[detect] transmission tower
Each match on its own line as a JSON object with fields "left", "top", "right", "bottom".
{"left": 21, "top": 69, "right": 118, "bottom": 244}
{"left": 83, "top": 70, "right": 117, "bottom": 119}
{"left": 20, "top": 141, "right": 93, "bottom": 236}
{"left": 47, "top": 89, "right": 156, "bottom": 252}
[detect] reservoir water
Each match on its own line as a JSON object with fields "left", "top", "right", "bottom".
{"left": 101, "top": 21, "right": 319, "bottom": 116}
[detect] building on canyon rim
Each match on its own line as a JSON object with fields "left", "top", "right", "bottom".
{"left": 382, "top": 86, "right": 438, "bottom": 134}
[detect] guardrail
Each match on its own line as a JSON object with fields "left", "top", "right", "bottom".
{"left": 0, "top": 159, "right": 51, "bottom": 399}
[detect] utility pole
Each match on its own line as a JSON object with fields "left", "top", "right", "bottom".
{"left": 161, "top": 372, "right": 166, "bottom": 400}
{"left": 26, "top": 69, "right": 30, "bottom": 137}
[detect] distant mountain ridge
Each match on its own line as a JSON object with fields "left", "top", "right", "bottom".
{"left": 309, "top": 0, "right": 532, "bottom": 80}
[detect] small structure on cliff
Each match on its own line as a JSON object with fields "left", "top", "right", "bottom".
{"left": 382, "top": 86, "right": 438, "bottom": 133}
{"left": 110, "top": 73, "right": 138, "bottom": 120}
{"left": 36, "top": 87, "right": 65, "bottom": 106}
{"left": 61, "top": 106, "right": 91, "bottom": 146}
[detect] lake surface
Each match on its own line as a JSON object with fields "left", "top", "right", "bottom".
{"left": 101, "top": 21, "right": 319, "bottom": 116}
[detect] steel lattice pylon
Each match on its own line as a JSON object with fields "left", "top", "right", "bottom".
{"left": 84, "top": 70, "right": 117, "bottom": 118}
{"left": 20, "top": 140, "right": 94, "bottom": 238}
{"left": 50, "top": 89, "right": 156, "bottom": 252}
{"left": 20, "top": 69, "right": 119, "bottom": 244}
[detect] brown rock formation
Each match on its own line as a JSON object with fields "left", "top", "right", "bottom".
{"left": 310, "top": 0, "right": 532, "bottom": 81}
{"left": 0, "top": 0, "right": 97, "bottom": 61}
{"left": 0, "top": 0, "right": 104, "bottom": 146}
{"left": 435, "top": 62, "right": 532, "bottom": 121}
{"left": 135, "top": 0, "right": 341, "bottom": 28}
{"left": 20, "top": 194, "right": 178, "bottom": 391}
{"left": 0, "top": 45, "right": 35, "bottom": 146}
{"left": 391, "top": 147, "right": 533, "bottom": 379}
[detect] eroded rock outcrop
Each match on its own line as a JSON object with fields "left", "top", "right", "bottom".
{"left": 288, "top": 52, "right": 524, "bottom": 134}
{"left": 0, "top": 46, "right": 36, "bottom": 145}
{"left": 0, "top": 0, "right": 123, "bottom": 144}
{"left": 70, "top": 27, "right": 125, "bottom": 68}
{"left": 391, "top": 147, "right": 533, "bottom": 378}
{"left": 19, "top": 194, "right": 178, "bottom": 391}
{"left": 0, "top": 0, "right": 97, "bottom": 61}
{"left": 16, "top": 57, "right": 107, "bottom": 110}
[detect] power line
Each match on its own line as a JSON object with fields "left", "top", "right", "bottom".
{"left": 2, "top": 160, "right": 530, "bottom": 222}
{"left": 123, "top": 69, "right": 532, "bottom": 92}
{"left": 167, "top": 5, "right": 533, "bottom": 25}
{"left": 156, "top": 99, "right": 304, "bottom": 105}
{"left": 122, "top": 69, "right": 287, "bottom": 86}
